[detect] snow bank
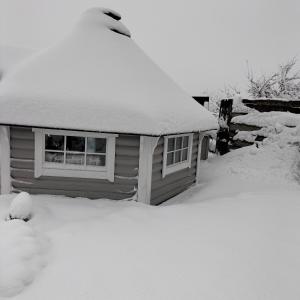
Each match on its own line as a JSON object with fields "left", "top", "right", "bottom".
{"left": 232, "top": 111, "right": 300, "bottom": 128}
{"left": 0, "top": 220, "right": 46, "bottom": 297}
{"left": 9, "top": 192, "right": 33, "bottom": 221}
{"left": 232, "top": 94, "right": 254, "bottom": 113}
{"left": 0, "top": 8, "right": 217, "bottom": 135}
{"left": 202, "top": 129, "right": 300, "bottom": 187}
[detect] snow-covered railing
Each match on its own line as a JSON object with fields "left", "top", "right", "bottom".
{"left": 228, "top": 98, "right": 300, "bottom": 150}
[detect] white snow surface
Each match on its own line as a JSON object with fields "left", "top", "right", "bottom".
{"left": 0, "top": 128, "right": 299, "bottom": 299}
{"left": 0, "top": 8, "right": 217, "bottom": 135}
{"left": 232, "top": 111, "right": 300, "bottom": 128}
{"left": 0, "top": 219, "right": 47, "bottom": 297}
{"left": 9, "top": 192, "right": 33, "bottom": 220}
{"left": 0, "top": 45, "right": 34, "bottom": 77}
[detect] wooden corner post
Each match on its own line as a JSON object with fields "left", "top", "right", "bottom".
{"left": 137, "top": 136, "right": 159, "bottom": 205}
{"left": 0, "top": 126, "right": 11, "bottom": 194}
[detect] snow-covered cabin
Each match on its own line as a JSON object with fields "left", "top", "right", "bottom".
{"left": 0, "top": 8, "right": 217, "bottom": 205}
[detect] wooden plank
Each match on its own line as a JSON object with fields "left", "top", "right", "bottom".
{"left": 152, "top": 173, "right": 195, "bottom": 192}
{"left": 10, "top": 127, "right": 34, "bottom": 140}
{"left": 11, "top": 168, "right": 137, "bottom": 185}
{"left": 11, "top": 159, "right": 34, "bottom": 170}
{"left": 12, "top": 187, "right": 135, "bottom": 200}
{"left": 151, "top": 182, "right": 194, "bottom": 205}
{"left": 11, "top": 148, "right": 34, "bottom": 160}
{"left": 115, "top": 146, "right": 139, "bottom": 156}
{"left": 230, "top": 123, "right": 261, "bottom": 132}
{"left": 115, "top": 155, "right": 139, "bottom": 167}
{"left": 11, "top": 177, "right": 136, "bottom": 194}
{"left": 11, "top": 138, "right": 34, "bottom": 150}
{"left": 152, "top": 166, "right": 196, "bottom": 188}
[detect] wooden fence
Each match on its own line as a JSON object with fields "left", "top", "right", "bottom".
{"left": 216, "top": 98, "right": 300, "bottom": 153}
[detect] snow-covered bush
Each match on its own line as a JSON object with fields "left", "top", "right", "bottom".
{"left": 247, "top": 58, "right": 300, "bottom": 99}
{"left": 0, "top": 219, "right": 46, "bottom": 297}
{"left": 8, "top": 192, "right": 33, "bottom": 222}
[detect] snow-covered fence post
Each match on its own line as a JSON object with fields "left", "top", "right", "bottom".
{"left": 0, "top": 126, "right": 11, "bottom": 194}
{"left": 216, "top": 99, "right": 233, "bottom": 155}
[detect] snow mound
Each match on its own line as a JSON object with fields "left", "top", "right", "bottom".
{"left": 0, "top": 7, "right": 217, "bottom": 135}
{"left": 205, "top": 124, "right": 300, "bottom": 186}
{"left": 9, "top": 192, "right": 33, "bottom": 221}
{"left": 232, "top": 111, "right": 300, "bottom": 128}
{"left": 0, "top": 220, "right": 46, "bottom": 297}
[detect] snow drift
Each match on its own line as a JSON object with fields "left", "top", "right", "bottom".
{"left": 0, "top": 219, "right": 46, "bottom": 297}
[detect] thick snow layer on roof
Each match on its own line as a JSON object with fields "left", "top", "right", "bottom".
{"left": 0, "top": 8, "right": 217, "bottom": 135}
{"left": 0, "top": 45, "right": 34, "bottom": 78}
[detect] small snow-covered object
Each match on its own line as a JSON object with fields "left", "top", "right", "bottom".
{"left": 9, "top": 192, "right": 33, "bottom": 222}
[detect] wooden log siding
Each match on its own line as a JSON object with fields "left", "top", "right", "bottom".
{"left": 151, "top": 133, "right": 199, "bottom": 205}
{"left": 10, "top": 126, "right": 139, "bottom": 200}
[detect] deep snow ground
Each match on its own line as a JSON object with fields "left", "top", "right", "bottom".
{"left": 0, "top": 142, "right": 300, "bottom": 300}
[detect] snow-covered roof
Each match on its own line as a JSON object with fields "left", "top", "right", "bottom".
{"left": 0, "top": 8, "right": 217, "bottom": 136}
{"left": 0, "top": 45, "right": 34, "bottom": 78}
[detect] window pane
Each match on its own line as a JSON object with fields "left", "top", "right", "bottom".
{"left": 183, "top": 136, "right": 189, "bottom": 148}
{"left": 167, "top": 138, "right": 175, "bottom": 152}
{"left": 45, "top": 135, "right": 64, "bottom": 151}
{"left": 87, "top": 138, "right": 106, "bottom": 153}
{"left": 66, "top": 136, "right": 85, "bottom": 152}
{"left": 175, "top": 150, "right": 181, "bottom": 163}
{"left": 182, "top": 149, "right": 188, "bottom": 161}
{"left": 167, "top": 152, "right": 174, "bottom": 166}
{"left": 86, "top": 154, "right": 106, "bottom": 166}
{"left": 66, "top": 153, "right": 84, "bottom": 165}
{"left": 176, "top": 137, "right": 183, "bottom": 150}
{"left": 45, "top": 152, "right": 64, "bottom": 163}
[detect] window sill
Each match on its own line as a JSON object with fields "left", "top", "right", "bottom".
{"left": 37, "top": 167, "right": 111, "bottom": 180}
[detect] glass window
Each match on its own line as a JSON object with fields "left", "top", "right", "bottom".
{"left": 167, "top": 138, "right": 175, "bottom": 152}
{"left": 66, "top": 153, "right": 85, "bottom": 165}
{"left": 86, "top": 154, "right": 106, "bottom": 166}
{"left": 166, "top": 135, "right": 190, "bottom": 167}
{"left": 167, "top": 152, "right": 174, "bottom": 166}
{"left": 176, "top": 137, "right": 182, "bottom": 150}
{"left": 45, "top": 152, "right": 64, "bottom": 163}
{"left": 45, "top": 135, "right": 64, "bottom": 151}
{"left": 87, "top": 138, "right": 106, "bottom": 153}
{"left": 175, "top": 150, "right": 181, "bottom": 163}
{"left": 182, "top": 148, "right": 188, "bottom": 161}
{"left": 66, "top": 136, "right": 85, "bottom": 152}
{"left": 44, "top": 134, "right": 107, "bottom": 168}
{"left": 183, "top": 136, "right": 189, "bottom": 148}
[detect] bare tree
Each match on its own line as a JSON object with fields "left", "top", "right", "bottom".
{"left": 247, "top": 58, "right": 300, "bottom": 99}
{"left": 275, "top": 57, "right": 300, "bottom": 98}
{"left": 247, "top": 63, "right": 277, "bottom": 98}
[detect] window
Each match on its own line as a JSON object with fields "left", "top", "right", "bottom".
{"left": 33, "top": 129, "right": 117, "bottom": 181}
{"left": 162, "top": 133, "right": 193, "bottom": 177}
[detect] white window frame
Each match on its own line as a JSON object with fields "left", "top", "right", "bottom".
{"left": 33, "top": 128, "right": 118, "bottom": 182}
{"left": 162, "top": 133, "right": 193, "bottom": 178}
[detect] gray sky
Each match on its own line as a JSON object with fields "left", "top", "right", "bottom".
{"left": 1, "top": 0, "right": 300, "bottom": 95}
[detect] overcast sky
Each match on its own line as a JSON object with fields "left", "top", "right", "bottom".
{"left": 1, "top": 0, "right": 300, "bottom": 95}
